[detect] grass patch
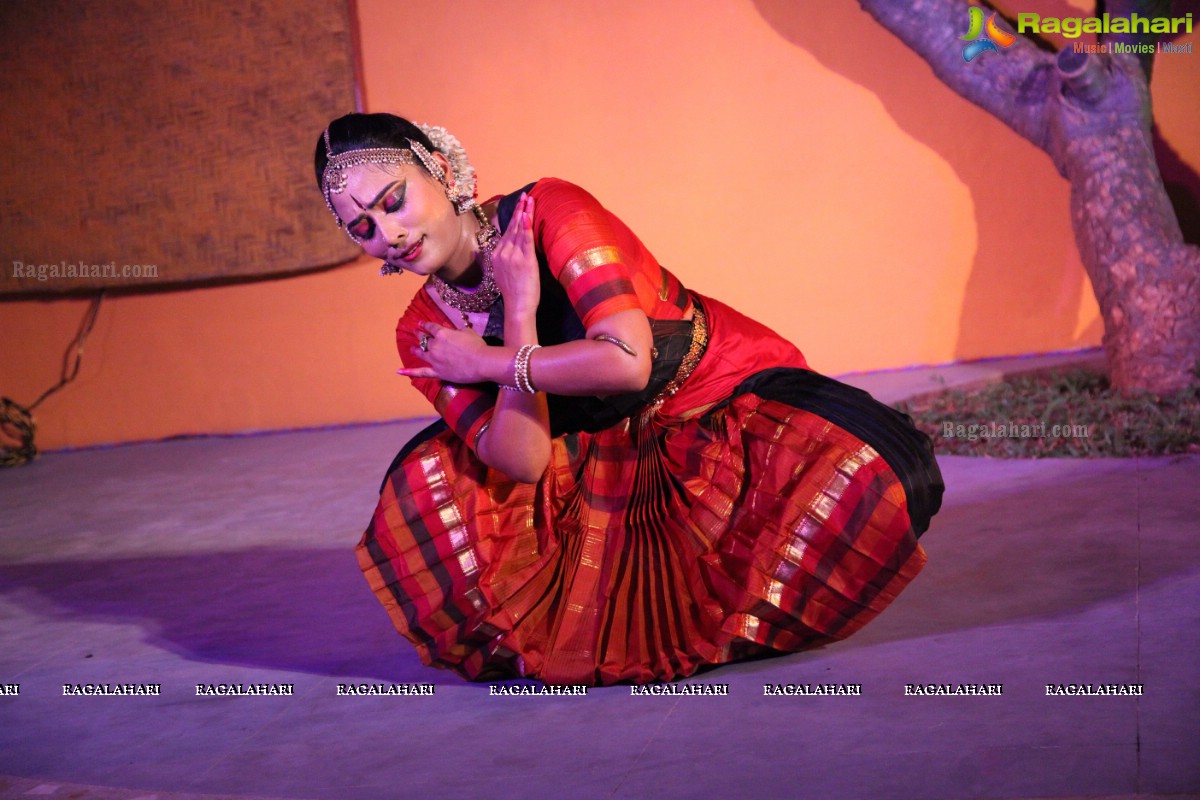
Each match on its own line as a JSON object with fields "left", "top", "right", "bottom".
{"left": 895, "top": 366, "right": 1200, "bottom": 458}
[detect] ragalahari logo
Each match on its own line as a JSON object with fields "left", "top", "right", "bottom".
{"left": 962, "top": 6, "right": 1017, "bottom": 61}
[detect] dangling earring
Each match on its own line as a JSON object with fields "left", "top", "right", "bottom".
{"left": 446, "top": 181, "right": 477, "bottom": 215}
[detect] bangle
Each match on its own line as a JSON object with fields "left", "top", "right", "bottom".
{"left": 473, "top": 422, "right": 491, "bottom": 449}
{"left": 501, "top": 345, "right": 540, "bottom": 393}
{"left": 592, "top": 333, "right": 638, "bottom": 357}
{"left": 502, "top": 344, "right": 541, "bottom": 393}
{"left": 517, "top": 344, "right": 539, "bottom": 393}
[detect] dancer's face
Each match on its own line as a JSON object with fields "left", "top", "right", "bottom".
{"left": 328, "top": 156, "right": 468, "bottom": 276}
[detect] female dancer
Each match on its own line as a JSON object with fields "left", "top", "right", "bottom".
{"left": 316, "top": 112, "right": 942, "bottom": 686}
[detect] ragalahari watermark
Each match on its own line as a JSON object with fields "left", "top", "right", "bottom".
{"left": 12, "top": 260, "right": 159, "bottom": 282}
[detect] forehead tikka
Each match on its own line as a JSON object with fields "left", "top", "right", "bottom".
{"left": 320, "top": 128, "right": 448, "bottom": 229}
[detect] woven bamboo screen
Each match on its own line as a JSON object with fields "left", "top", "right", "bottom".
{"left": 0, "top": 0, "right": 360, "bottom": 295}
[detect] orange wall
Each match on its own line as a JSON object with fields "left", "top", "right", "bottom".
{"left": 2, "top": 0, "right": 1196, "bottom": 450}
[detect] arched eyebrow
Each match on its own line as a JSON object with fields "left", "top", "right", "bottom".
{"left": 350, "top": 180, "right": 404, "bottom": 211}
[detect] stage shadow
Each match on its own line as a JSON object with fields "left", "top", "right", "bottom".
{"left": 3, "top": 458, "right": 1197, "bottom": 682}
{"left": 0, "top": 545, "right": 432, "bottom": 684}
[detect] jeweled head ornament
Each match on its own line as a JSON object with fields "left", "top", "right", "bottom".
{"left": 320, "top": 123, "right": 481, "bottom": 231}
{"left": 321, "top": 127, "right": 415, "bottom": 228}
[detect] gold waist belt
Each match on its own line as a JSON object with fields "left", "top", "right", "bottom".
{"left": 649, "top": 294, "right": 708, "bottom": 410}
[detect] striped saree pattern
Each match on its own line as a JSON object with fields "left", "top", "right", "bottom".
{"left": 358, "top": 384, "right": 927, "bottom": 685}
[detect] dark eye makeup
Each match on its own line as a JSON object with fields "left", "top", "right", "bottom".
{"left": 382, "top": 185, "right": 406, "bottom": 213}
{"left": 344, "top": 180, "right": 405, "bottom": 241}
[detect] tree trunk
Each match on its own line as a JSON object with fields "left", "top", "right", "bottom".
{"left": 858, "top": 0, "right": 1200, "bottom": 394}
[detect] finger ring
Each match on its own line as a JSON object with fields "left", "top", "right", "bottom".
{"left": 419, "top": 333, "right": 430, "bottom": 352}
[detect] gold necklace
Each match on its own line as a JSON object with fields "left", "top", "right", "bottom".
{"left": 430, "top": 208, "right": 501, "bottom": 329}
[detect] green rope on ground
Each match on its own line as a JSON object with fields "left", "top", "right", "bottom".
{"left": 1, "top": 293, "right": 104, "bottom": 467}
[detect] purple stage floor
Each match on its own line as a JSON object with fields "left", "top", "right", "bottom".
{"left": 1, "top": 352, "right": 1197, "bottom": 800}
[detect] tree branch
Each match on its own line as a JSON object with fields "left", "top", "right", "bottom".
{"left": 859, "top": 0, "right": 1200, "bottom": 392}
{"left": 1101, "top": 0, "right": 1173, "bottom": 78}
{"left": 857, "top": 0, "right": 1056, "bottom": 151}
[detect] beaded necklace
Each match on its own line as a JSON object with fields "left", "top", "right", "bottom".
{"left": 429, "top": 206, "right": 501, "bottom": 329}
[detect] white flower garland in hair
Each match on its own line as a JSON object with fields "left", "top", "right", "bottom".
{"left": 417, "top": 123, "right": 479, "bottom": 203}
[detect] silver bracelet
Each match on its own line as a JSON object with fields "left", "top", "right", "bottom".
{"left": 501, "top": 344, "right": 541, "bottom": 393}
